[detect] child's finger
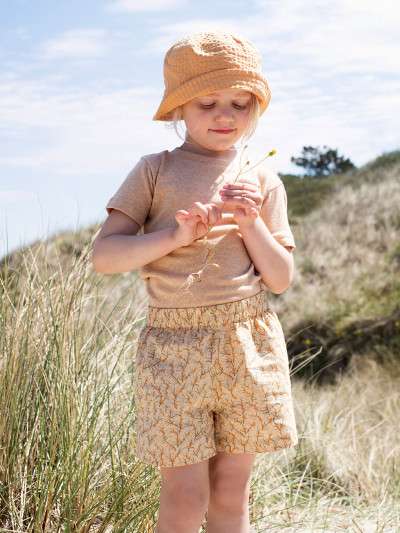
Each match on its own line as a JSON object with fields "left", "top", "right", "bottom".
{"left": 222, "top": 180, "right": 259, "bottom": 192}
{"left": 175, "top": 209, "right": 190, "bottom": 220}
{"left": 207, "top": 203, "right": 222, "bottom": 226}
{"left": 188, "top": 202, "right": 208, "bottom": 225}
{"left": 220, "top": 187, "right": 260, "bottom": 200}
{"left": 220, "top": 196, "right": 258, "bottom": 209}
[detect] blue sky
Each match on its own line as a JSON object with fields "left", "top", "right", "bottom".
{"left": 1, "top": 0, "right": 399, "bottom": 258}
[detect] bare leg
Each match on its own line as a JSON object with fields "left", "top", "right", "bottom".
{"left": 206, "top": 452, "right": 256, "bottom": 533}
{"left": 155, "top": 458, "right": 210, "bottom": 533}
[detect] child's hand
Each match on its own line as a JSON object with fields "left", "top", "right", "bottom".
{"left": 218, "top": 178, "right": 263, "bottom": 226}
{"left": 174, "top": 202, "right": 223, "bottom": 246}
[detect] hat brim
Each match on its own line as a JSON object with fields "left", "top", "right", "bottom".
{"left": 152, "top": 68, "right": 271, "bottom": 121}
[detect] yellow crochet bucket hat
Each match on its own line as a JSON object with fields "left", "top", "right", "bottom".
{"left": 152, "top": 31, "right": 271, "bottom": 121}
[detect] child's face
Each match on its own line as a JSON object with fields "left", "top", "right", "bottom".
{"left": 182, "top": 88, "right": 252, "bottom": 152}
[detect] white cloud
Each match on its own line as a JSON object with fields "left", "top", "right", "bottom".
{"left": 105, "top": 0, "right": 187, "bottom": 12}
{"left": 38, "top": 29, "right": 112, "bottom": 60}
{"left": 0, "top": 75, "right": 174, "bottom": 175}
{"left": 0, "top": 190, "right": 37, "bottom": 205}
{"left": 250, "top": 0, "right": 400, "bottom": 72}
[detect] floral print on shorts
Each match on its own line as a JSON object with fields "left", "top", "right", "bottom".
{"left": 133, "top": 290, "right": 298, "bottom": 468}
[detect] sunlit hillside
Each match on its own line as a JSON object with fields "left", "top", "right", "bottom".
{"left": 278, "top": 151, "right": 400, "bottom": 384}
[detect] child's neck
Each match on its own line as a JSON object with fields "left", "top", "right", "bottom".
{"left": 182, "top": 135, "right": 238, "bottom": 158}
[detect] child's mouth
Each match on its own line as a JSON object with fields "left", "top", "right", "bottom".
{"left": 210, "top": 129, "right": 236, "bottom": 134}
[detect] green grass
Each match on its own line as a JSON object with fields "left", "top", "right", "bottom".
{"left": 281, "top": 148, "right": 400, "bottom": 220}
{"left": 280, "top": 173, "right": 337, "bottom": 220}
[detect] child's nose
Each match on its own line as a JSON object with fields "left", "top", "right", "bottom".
{"left": 214, "top": 107, "right": 235, "bottom": 120}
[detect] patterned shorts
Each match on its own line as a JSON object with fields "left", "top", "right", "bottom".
{"left": 134, "top": 290, "right": 298, "bottom": 468}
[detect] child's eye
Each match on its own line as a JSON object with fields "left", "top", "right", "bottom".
{"left": 200, "top": 103, "right": 247, "bottom": 110}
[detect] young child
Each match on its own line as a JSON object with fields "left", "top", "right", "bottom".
{"left": 94, "top": 30, "right": 298, "bottom": 533}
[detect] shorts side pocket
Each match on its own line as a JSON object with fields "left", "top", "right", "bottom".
{"left": 253, "top": 312, "right": 278, "bottom": 340}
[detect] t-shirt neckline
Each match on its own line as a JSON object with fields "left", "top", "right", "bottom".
{"left": 173, "top": 142, "right": 239, "bottom": 164}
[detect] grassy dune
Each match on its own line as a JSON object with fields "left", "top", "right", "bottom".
{"left": 277, "top": 151, "right": 400, "bottom": 385}
{"left": 0, "top": 150, "right": 399, "bottom": 531}
{"left": 281, "top": 151, "right": 400, "bottom": 331}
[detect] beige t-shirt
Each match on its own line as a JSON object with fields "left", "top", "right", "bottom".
{"left": 105, "top": 141, "right": 296, "bottom": 308}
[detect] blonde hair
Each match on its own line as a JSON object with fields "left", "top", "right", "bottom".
{"left": 165, "top": 93, "right": 260, "bottom": 149}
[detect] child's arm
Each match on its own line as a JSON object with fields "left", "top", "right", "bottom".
{"left": 92, "top": 201, "right": 219, "bottom": 274}
{"left": 92, "top": 210, "right": 182, "bottom": 274}
{"left": 238, "top": 216, "right": 294, "bottom": 294}
{"left": 219, "top": 170, "right": 296, "bottom": 294}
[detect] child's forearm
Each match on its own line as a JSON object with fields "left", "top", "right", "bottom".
{"left": 92, "top": 227, "right": 181, "bottom": 274}
{"left": 238, "top": 215, "right": 294, "bottom": 294}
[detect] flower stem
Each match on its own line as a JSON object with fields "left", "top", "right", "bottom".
{"left": 176, "top": 145, "right": 277, "bottom": 296}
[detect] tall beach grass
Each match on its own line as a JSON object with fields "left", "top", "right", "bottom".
{"left": 0, "top": 235, "right": 399, "bottom": 532}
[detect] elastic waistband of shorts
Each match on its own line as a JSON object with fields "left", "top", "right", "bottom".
{"left": 146, "top": 290, "right": 272, "bottom": 329}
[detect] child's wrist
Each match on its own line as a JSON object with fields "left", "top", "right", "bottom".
{"left": 237, "top": 213, "right": 261, "bottom": 230}
{"left": 171, "top": 225, "right": 191, "bottom": 248}
{"left": 171, "top": 226, "right": 184, "bottom": 246}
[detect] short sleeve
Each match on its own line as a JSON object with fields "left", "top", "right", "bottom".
{"left": 105, "top": 156, "right": 155, "bottom": 227}
{"left": 260, "top": 181, "right": 296, "bottom": 251}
